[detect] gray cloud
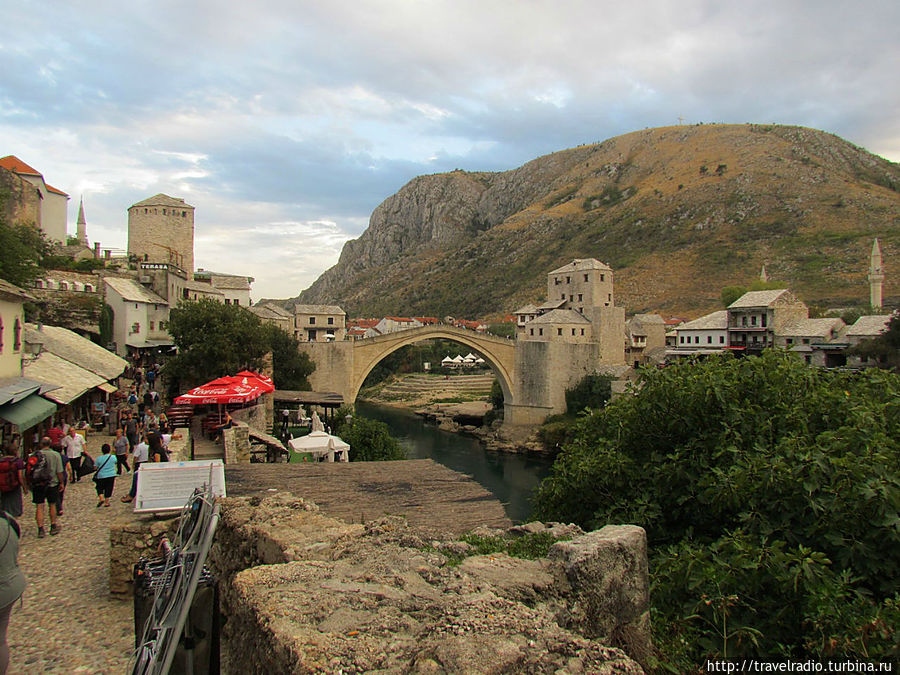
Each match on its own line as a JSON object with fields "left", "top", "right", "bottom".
{"left": 1, "top": 0, "right": 897, "bottom": 299}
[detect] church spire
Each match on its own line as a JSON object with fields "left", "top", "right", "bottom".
{"left": 76, "top": 196, "right": 88, "bottom": 246}
{"left": 867, "top": 238, "right": 884, "bottom": 309}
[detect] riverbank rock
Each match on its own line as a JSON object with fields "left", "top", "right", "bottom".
{"left": 212, "top": 494, "right": 649, "bottom": 674}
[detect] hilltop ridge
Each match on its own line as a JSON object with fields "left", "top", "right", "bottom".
{"left": 297, "top": 124, "right": 899, "bottom": 318}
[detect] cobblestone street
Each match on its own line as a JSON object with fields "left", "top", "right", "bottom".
{"left": 9, "top": 435, "right": 135, "bottom": 673}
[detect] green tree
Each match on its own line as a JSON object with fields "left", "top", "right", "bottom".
{"left": 0, "top": 220, "right": 52, "bottom": 286}
{"left": 263, "top": 322, "right": 314, "bottom": 390}
{"left": 564, "top": 373, "right": 613, "bottom": 414}
{"left": 333, "top": 412, "right": 406, "bottom": 461}
{"left": 165, "top": 299, "right": 313, "bottom": 391}
{"left": 534, "top": 351, "right": 900, "bottom": 663}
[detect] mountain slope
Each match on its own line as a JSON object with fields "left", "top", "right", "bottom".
{"left": 298, "top": 124, "right": 899, "bottom": 318}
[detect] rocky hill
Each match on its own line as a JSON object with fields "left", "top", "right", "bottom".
{"left": 297, "top": 124, "right": 899, "bottom": 318}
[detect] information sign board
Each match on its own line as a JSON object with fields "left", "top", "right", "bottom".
{"left": 133, "top": 460, "right": 226, "bottom": 513}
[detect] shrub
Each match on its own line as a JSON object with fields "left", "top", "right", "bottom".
{"left": 534, "top": 351, "right": 900, "bottom": 663}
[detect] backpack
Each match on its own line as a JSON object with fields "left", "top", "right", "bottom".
{"left": 26, "top": 451, "right": 53, "bottom": 487}
{"left": 127, "top": 392, "right": 138, "bottom": 405}
{"left": 0, "top": 457, "right": 20, "bottom": 493}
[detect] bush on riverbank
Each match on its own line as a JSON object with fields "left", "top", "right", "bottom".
{"left": 533, "top": 351, "right": 900, "bottom": 667}
{"left": 333, "top": 409, "right": 406, "bottom": 462}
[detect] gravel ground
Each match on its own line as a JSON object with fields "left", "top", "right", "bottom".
{"left": 8, "top": 433, "right": 135, "bottom": 674}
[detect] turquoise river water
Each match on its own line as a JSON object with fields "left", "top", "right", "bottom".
{"left": 355, "top": 400, "right": 555, "bottom": 524}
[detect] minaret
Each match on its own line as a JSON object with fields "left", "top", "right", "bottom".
{"left": 868, "top": 238, "right": 884, "bottom": 309}
{"left": 759, "top": 265, "right": 769, "bottom": 283}
{"left": 76, "top": 196, "right": 88, "bottom": 246}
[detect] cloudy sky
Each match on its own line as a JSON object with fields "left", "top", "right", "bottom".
{"left": 2, "top": 1, "right": 898, "bottom": 299}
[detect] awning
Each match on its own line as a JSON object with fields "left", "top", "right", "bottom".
{"left": 97, "top": 382, "right": 118, "bottom": 394}
{"left": 0, "top": 394, "right": 57, "bottom": 430}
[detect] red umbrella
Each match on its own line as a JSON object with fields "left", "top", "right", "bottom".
{"left": 175, "top": 372, "right": 273, "bottom": 405}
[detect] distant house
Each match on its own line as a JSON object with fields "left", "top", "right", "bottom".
{"left": 625, "top": 314, "right": 667, "bottom": 367}
{"left": 374, "top": 317, "right": 422, "bottom": 335}
{"left": 727, "top": 289, "right": 808, "bottom": 350}
{"left": 104, "top": 277, "right": 173, "bottom": 357}
{"left": 194, "top": 269, "right": 254, "bottom": 306}
{"left": 248, "top": 303, "right": 293, "bottom": 334}
{"left": 672, "top": 310, "right": 729, "bottom": 354}
{"left": 292, "top": 305, "right": 346, "bottom": 342}
{"left": 774, "top": 317, "right": 846, "bottom": 365}
{"left": 0, "top": 155, "right": 69, "bottom": 243}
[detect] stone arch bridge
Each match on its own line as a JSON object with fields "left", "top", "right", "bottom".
{"left": 298, "top": 324, "right": 615, "bottom": 428}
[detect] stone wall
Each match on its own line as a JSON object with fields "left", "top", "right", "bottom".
{"left": 210, "top": 493, "right": 650, "bottom": 673}
{"left": 0, "top": 167, "right": 40, "bottom": 227}
{"left": 108, "top": 516, "right": 178, "bottom": 595}
{"left": 222, "top": 422, "right": 250, "bottom": 464}
{"left": 127, "top": 204, "right": 194, "bottom": 273}
{"left": 167, "top": 426, "right": 191, "bottom": 461}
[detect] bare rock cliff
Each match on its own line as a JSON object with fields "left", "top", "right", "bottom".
{"left": 298, "top": 124, "right": 900, "bottom": 318}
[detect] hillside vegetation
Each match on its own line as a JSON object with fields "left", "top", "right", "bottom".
{"left": 297, "top": 124, "right": 899, "bottom": 318}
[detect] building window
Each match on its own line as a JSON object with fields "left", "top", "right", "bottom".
{"left": 600, "top": 274, "right": 605, "bottom": 282}
{"left": 59, "top": 281, "right": 68, "bottom": 291}
{"left": 707, "top": 336, "right": 712, "bottom": 344}
{"left": 539, "top": 328, "right": 543, "bottom": 336}
{"left": 566, "top": 276, "right": 571, "bottom": 284}
{"left": 742, "top": 316, "right": 747, "bottom": 326}
{"left": 233, "top": 299, "right": 239, "bottom": 306}
{"left": 786, "top": 338, "right": 794, "bottom": 345}
{"left": 762, "top": 315, "right": 767, "bottom": 328}
{"left": 554, "top": 277, "right": 560, "bottom": 285}
{"left": 695, "top": 336, "right": 700, "bottom": 344}
{"left": 584, "top": 274, "right": 589, "bottom": 282}
{"left": 569, "top": 295, "right": 573, "bottom": 301}
{"left": 529, "top": 328, "right": 534, "bottom": 336}
{"left": 327, "top": 317, "right": 334, "bottom": 325}
{"left": 751, "top": 316, "right": 757, "bottom": 326}
{"left": 163, "top": 209, "right": 167, "bottom": 215}
{"left": 0, "top": 317, "right": 3, "bottom": 352}
{"left": 578, "top": 294, "right": 583, "bottom": 301}
{"left": 680, "top": 335, "right": 684, "bottom": 344}
{"left": 719, "top": 336, "right": 725, "bottom": 344}
{"left": 13, "top": 319, "right": 21, "bottom": 351}
{"left": 802, "top": 338, "right": 810, "bottom": 345}
{"left": 561, "top": 294, "right": 566, "bottom": 300}
{"left": 309, "top": 317, "right": 316, "bottom": 325}
{"left": 225, "top": 299, "right": 231, "bottom": 305}
{"left": 149, "top": 321, "right": 155, "bottom": 330}
{"left": 182, "top": 211, "right": 186, "bottom": 217}
{"left": 580, "top": 328, "right": 585, "bottom": 336}
{"left": 571, "top": 328, "right": 576, "bottom": 336}
{"left": 557, "top": 328, "right": 563, "bottom": 336}
{"left": 160, "top": 321, "right": 166, "bottom": 330}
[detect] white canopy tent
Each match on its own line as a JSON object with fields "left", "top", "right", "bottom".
{"left": 288, "top": 430, "right": 350, "bottom": 463}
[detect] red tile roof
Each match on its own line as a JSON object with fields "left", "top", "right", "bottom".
{"left": 0, "top": 156, "right": 68, "bottom": 196}
{"left": 44, "top": 183, "right": 69, "bottom": 197}
{"left": 0, "top": 155, "right": 41, "bottom": 176}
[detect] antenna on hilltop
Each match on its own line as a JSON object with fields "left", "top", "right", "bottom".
{"left": 678, "top": 116, "right": 685, "bottom": 125}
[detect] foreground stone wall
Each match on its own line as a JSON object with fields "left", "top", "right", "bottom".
{"left": 211, "top": 494, "right": 649, "bottom": 674}
{"left": 222, "top": 422, "right": 250, "bottom": 464}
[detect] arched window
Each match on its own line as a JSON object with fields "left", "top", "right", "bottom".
{"left": 59, "top": 281, "right": 69, "bottom": 291}
{"left": 84, "top": 284, "right": 94, "bottom": 293}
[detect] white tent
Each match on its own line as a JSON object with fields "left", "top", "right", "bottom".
{"left": 288, "top": 430, "right": 350, "bottom": 463}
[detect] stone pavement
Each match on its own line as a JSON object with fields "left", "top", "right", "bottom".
{"left": 9, "top": 433, "right": 135, "bottom": 673}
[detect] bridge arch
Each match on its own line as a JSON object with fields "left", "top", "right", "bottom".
{"left": 347, "top": 326, "right": 517, "bottom": 407}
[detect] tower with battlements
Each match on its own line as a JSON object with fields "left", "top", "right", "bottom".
{"left": 868, "top": 238, "right": 884, "bottom": 309}
{"left": 127, "top": 194, "right": 195, "bottom": 273}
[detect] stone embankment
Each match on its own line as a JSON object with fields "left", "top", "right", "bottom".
{"left": 211, "top": 493, "right": 651, "bottom": 674}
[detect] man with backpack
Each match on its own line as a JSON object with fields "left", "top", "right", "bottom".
{"left": 25, "top": 437, "right": 64, "bottom": 537}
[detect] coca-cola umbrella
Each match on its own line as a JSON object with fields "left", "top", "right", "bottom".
{"left": 174, "top": 371, "right": 273, "bottom": 405}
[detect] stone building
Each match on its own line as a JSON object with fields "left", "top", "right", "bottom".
{"left": 127, "top": 194, "right": 195, "bottom": 273}
{"left": 516, "top": 259, "right": 625, "bottom": 365}
{"left": 193, "top": 269, "right": 254, "bottom": 306}
{"left": 248, "top": 303, "right": 293, "bottom": 334}
{"left": 625, "top": 313, "right": 667, "bottom": 367}
{"left": 103, "top": 276, "right": 173, "bottom": 357}
{"left": 727, "top": 289, "right": 809, "bottom": 349}
{"left": 672, "top": 310, "right": 729, "bottom": 353}
{"left": 0, "top": 155, "right": 69, "bottom": 243}
{"left": 292, "top": 304, "right": 346, "bottom": 342}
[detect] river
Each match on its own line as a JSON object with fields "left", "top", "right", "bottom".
{"left": 355, "top": 401, "right": 555, "bottom": 524}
